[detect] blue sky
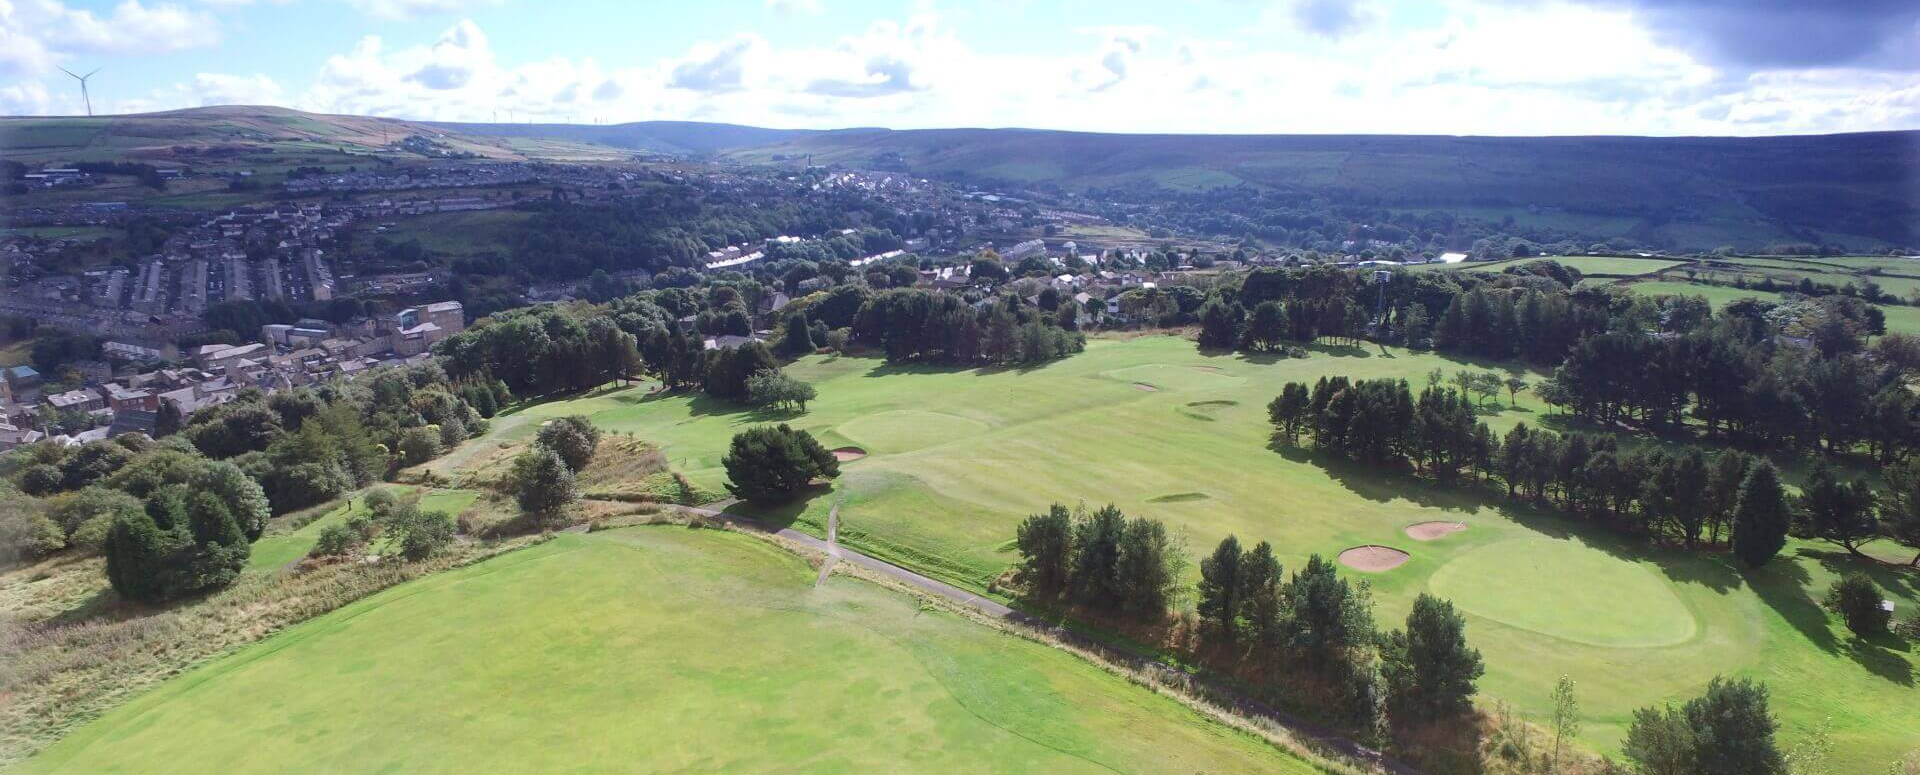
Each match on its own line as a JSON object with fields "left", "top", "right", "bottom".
{"left": 3, "top": 0, "right": 1917, "bottom": 135}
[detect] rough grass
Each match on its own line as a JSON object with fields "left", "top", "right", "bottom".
{"left": 0, "top": 536, "right": 543, "bottom": 768}
{"left": 20, "top": 528, "right": 1323, "bottom": 774}
{"left": 246, "top": 486, "right": 481, "bottom": 571}
{"left": 492, "top": 335, "right": 1919, "bottom": 768}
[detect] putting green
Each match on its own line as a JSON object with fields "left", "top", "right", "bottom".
{"left": 23, "top": 528, "right": 1316, "bottom": 774}
{"left": 1101, "top": 364, "right": 1245, "bottom": 392}
{"left": 1430, "top": 538, "right": 1699, "bottom": 648}
{"left": 837, "top": 409, "right": 989, "bottom": 453}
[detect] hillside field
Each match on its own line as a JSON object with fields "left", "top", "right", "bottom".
{"left": 21, "top": 527, "right": 1319, "bottom": 775}
{"left": 465, "top": 336, "right": 1917, "bottom": 768}
{"left": 1624, "top": 279, "right": 1920, "bottom": 335}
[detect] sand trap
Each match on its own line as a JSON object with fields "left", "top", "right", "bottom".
{"left": 1133, "top": 382, "right": 1159, "bottom": 392}
{"left": 1405, "top": 521, "right": 1468, "bottom": 541}
{"left": 1338, "top": 545, "right": 1410, "bottom": 572}
{"left": 831, "top": 447, "right": 868, "bottom": 462}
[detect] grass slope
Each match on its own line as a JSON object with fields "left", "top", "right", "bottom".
{"left": 23, "top": 527, "right": 1318, "bottom": 775}
{"left": 504, "top": 336, "right": 1916, "bottom": 767}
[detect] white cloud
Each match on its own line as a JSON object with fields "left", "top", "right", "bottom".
{"left": 173, "top": 72, "right": 283, "bottom": 105}
{"left": 22, "top": 4, "right": 1912, "bottom": 136}
{"left": 404, "top": 18, "right": 492, "bottom": 89}
{"left": 668, "top": 34, "right": 765, "bottom": 93}
{"left": 0, "top": 79, "right": 54, "bottom": 114}
{"left": 0, "top": 0, "right": 219, "bottom": 77}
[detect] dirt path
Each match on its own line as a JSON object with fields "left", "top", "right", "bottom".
{"left": 677, "top": 501, "right": 1419, "bottom": 775}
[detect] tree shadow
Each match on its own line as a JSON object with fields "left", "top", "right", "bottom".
{"left": 1266, "top": 436, "right": 1750, "bottom": 594}
{"left": 495, "top": 381, "right": 637, "bottom": 417}
{"left": 1304, "top": 342, "right": 1372, "bottom": 358}
{"left": 1842, "top": 633, "right": 1915, "bottom": 687}
{"left": 720, "top": 482, "right": 836, "bottom": 532}
{"left": 1745, "top": 553, "right": 1840, "bottom": 655}
{"left": 1802, "top": 546, "right": 1920, "bottom": 600}
{"left": 1428, "top": 352, "right": 1535, "bottom": 376}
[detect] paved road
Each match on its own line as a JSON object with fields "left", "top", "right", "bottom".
{"left": 677, "top": 501, "right": 1418, "bottom": 775}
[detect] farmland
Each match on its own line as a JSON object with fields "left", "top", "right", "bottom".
{"left": 431, "top": 335, "right": 1917, "bottom": 768}
{"left": 21, "top": 527, "right": 1320, "bottom": 775}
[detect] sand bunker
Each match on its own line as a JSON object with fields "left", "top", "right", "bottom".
{"left": 1404, "top": 521, "right": 1468, "bottom": 541}
{"left": 1133, "top": 382, "right": 1159, "bottom": 392}
{"left": 831, "top": 447, "right": 868, "bottom": 462}
{"left": 1338, "top": 545, "right": 1410, "bottom": 572}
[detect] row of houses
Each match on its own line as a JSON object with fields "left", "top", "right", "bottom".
{"left": 0, "top": 302, "right": 466, "bottom": 451}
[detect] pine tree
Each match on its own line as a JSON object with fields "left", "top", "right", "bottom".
{"left": 1733, "top": 463, "right": 1791, "bottom": 568}
{"left": 779, "top": 311, "right": 815, "bottom": 357}
{"left": 1197, "top": 535, "right": 1244, "bottom": 641}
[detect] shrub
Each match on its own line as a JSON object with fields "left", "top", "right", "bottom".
{"left": 534, "top": 416, "right": 600, "bottom": 472}
{"left": 67, "top": 514, "right": 116, "bottom": 555}
{"left": 104, "top": 486, "right": 249, "bottom": 603}
{"left": 309, "top": 524, "right": 360, "bottom": 558}
{"left": 510, "top": 448, "right": 578, "bottom": 518}
{"left": 1824, "top": 573, "right": 1891, "bottom": 636}
{"left": 396, "top": 426, "right": 443, "bottom": 466}
{"left": 18, "top": 464, "right": 63, "bottom": 496}
{"left": 394, "top": 510, "right": 454, "bottom": 561}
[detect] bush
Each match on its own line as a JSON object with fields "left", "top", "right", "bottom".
{"left": 534, "top": 416, "right": 600, "bottom": 472}
{"left": 104, "top": 486, "right": 249, "bottom": 603}
{"left": 721, "top": 424, "right": 839, "bottom": 503}
{"left": 510, "top": 448, "right": 578, "bottom": 518}
{"left": 18, "top": 464, "right": 63, "bottom": 496}
{"left": 1825, "top": 573, "right": 1891, "bottom": 636}
{"left": 393, "top": 510, "right": 455, "bottom": 561}
{"left": 396, "top": 426, "right": 443, "bottom": 466}
{"left": 68, "top": 514, "right": 115, "bottom": 555}
{"left": 309, "top": 524, "right": 360, "bottom": 558}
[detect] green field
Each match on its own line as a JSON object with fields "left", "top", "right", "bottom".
{"left": 23, "top": 527, "right": 1318, "bottom": 774}
{"left": 1625, "top": 280, "right": 1920, "bottom": 336}
{"left": 1429, "top": 255, "right": 1683, "bottom": 278}
{"left": 461, "top": 336, "right": 1918, "bottom": 766}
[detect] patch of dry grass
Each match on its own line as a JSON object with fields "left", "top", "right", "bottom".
{"left": 0, "top": 536, "right": 544, "bottom": 768}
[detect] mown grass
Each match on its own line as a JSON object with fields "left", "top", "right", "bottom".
{"left": 21, "top": 527, "right": 1323, "bottom": 774}
{"left": 489, "top": 335, "right": 1918, "bottom": 767}
{"left": 0, "top": 536, "right": 543, "bottom": 769}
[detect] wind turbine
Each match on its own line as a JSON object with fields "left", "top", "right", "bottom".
{"left": 58, "top": 66, "right": 100, "bottom": 117}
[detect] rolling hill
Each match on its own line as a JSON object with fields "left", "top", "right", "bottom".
{"left": 5, "top": 106, "right": 1916, "bottom": 247}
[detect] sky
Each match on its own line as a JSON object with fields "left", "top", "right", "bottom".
{"left": 1, "top": 0, "right": 1917, "bottom": 136}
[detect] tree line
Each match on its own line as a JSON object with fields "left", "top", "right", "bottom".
{"left": 1268, "top": 375, "right": 1919, "bottom": 568}
{"left": 1192, "top": 262, "right": 1915, "bottom": 465}
{"left": 1013, "top": 503, "right": 1485, "bottom": 749}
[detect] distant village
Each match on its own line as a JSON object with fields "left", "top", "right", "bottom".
{"left": 0, "top": 154, "right": 1489, "bottom": 451}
